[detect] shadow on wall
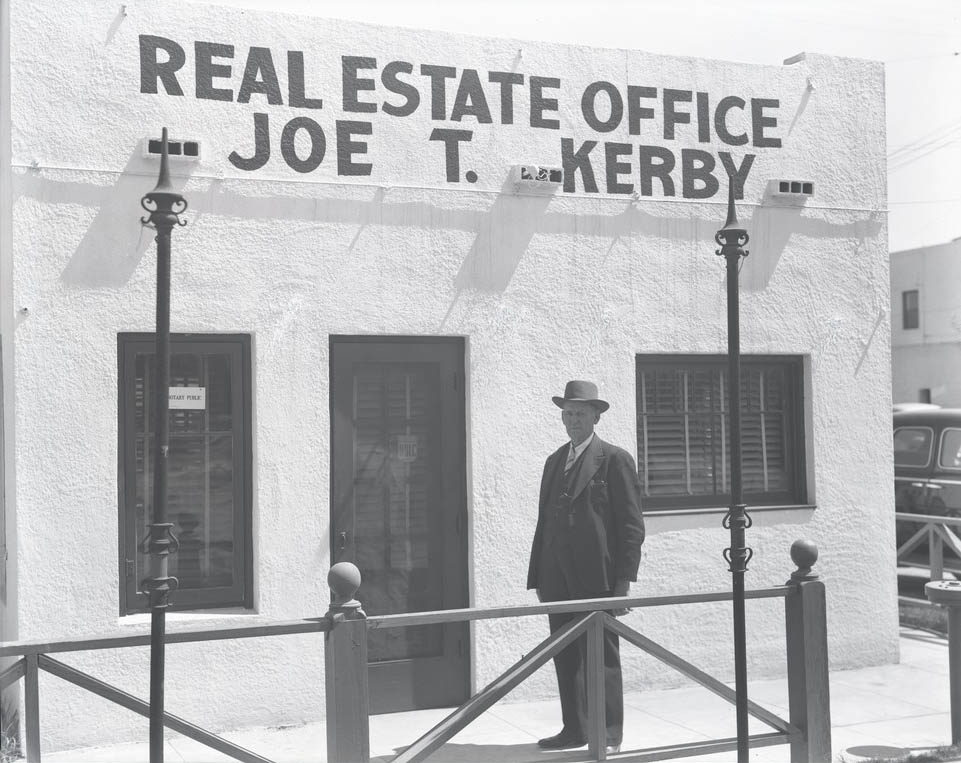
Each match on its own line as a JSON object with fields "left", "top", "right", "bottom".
{"left": 742, "top": 180, "right": 883, "bottom": 293}
{"left": 12, "top": 148, "right": 198, "bottom": 289}
{"left": 453, "top": 174, "right": 557, "bottom": 291}
{"left": 12, "top": 164, "right": 881, "bottom": 294}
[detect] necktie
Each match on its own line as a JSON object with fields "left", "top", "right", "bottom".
{"left": 564, "top": 444, "right": 577, "bottom": 474}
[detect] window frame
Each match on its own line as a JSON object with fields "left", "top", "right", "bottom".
{"left": 117, "top": 333, "right": 253, "bottom": 615}
{"left": 635, "top": 354, "right": 807, "bottom": 512}
{"left": 939, "top": 429, "right": 961, "bottom": 472}
{"left": 893, "top": 426, "right": 934, "bottom": 469}
{"left": 902, "top": 289, "right": 919, "bottom": 330}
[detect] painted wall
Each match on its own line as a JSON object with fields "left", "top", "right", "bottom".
{"left": 3, "top": 0, "right": 893, "bottom": 752}
{"left": 891, "top": 238, "right": 961, "bottom": 406}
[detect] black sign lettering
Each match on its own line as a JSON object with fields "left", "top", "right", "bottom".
{"left": 662, "top": 89, "right": 692, "bottom": 141}
{"left": 229, "top": 112, "right": 271, "bottom": 171}
{"left": 561, "top": 138, "right": 598, "bottom": 193}
{"left": 605, "top": 142, "right": 634, "bottom": 194}
{"left": 450, "top": 69, "right": 493, "bottom": 123}
{"left": 281, "top": 116, "right": 326, "bottom": 173}
{"left": 337, "top": 120, "right": 373, "bottom": 176}
{"left": 530, "top": 76, "right": 560, "bottom": 130}
{"left": 382, "top": 61, "right": 419, "bottom": 117}
{"left": 195, "top": 41, "right": 234, "bottom": 102}
{"left": 429, "top": 128, "right": 472, "bottom": 182}
{"left": 582, "top": 81, "right": 623, "bottom": 133}
{"left": 237, "top": 47, "right": 283, "bottom": 105}
{"left": 488, "top": 71, "right": 524, "bottom": 125}
{"left": 420, "top": 65, "right": 457, "bottom": 120}
{"left": 638, "top": 145, "right": 675, "bottom": 197}
{"left": 715, "top": 96, "right": 748, "bottom": 146}
{"left": 288, "top": 51, "right": 323, "bottom": 109}
{"left": 139, "top": 35, "right": 185, "bottom": 96}
{"left": 342, "top": 56, "right": 378, "bottom": 113}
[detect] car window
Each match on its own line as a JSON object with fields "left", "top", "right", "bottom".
{"left": 940, "top": 429, "right": 961, "bottom": 471}
{"left": 894, "top": 427, "right": 934, "bottom": 467}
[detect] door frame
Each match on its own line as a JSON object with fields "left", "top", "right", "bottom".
{"left": 329, "top": 335, "right": 471, "bottom": 711}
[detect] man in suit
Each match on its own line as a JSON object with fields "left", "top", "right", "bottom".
{"left": 528, "top": 380, "right": 646, "bottom": 753}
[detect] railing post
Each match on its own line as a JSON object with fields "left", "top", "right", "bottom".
{"left": 24, "top": 653, "right": 40, "bottom": 762}
{"left": 325, "top": 562, "right": 370, "bottom": 763}
{"left": 926, "top": 580, "right": 961, "bottom": 745}
{"left": 932, "top": 526, "right": 944, "bottom": 582}
{"left": 784, "top": 540, "right": 831, "bottom": 763}
{"left": 586, "top": 612, "right": 607, "bottom": 761}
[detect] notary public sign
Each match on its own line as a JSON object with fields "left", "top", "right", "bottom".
{"left": 168, "top": 386, "right": 206, "bottom": 410}
{"left": 137, "top": 31, "right": 783, "bottom": 199}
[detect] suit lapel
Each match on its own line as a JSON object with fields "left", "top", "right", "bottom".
{"left": 568, "top": 436, "right": 604, "bottom": 500}
{"left": 540, "top": 444, "right": 568, "bottom": 508}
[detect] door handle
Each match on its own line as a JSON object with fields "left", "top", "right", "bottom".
{"left": 338, "top": 531, "right": 348, "bottom": 550}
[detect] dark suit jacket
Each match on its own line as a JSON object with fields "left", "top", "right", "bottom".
{"left": 527, "top": 436, "right": 645, "bottom": 596}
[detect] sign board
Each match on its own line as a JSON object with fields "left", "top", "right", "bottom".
{"left": 169, "top": 387, "right": 206, "bottom": 410}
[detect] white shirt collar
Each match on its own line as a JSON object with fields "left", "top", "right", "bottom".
{"left": 569, "top": 432, "right": 595, "bottom": 459}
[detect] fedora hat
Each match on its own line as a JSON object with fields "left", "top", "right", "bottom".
{"left": 552, "top": 380, "right": 610, "bottom": 413}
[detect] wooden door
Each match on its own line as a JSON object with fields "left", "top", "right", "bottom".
{"left": 330, "top": 337, "right": 469, "bottom": 713}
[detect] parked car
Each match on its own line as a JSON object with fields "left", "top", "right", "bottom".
{"left": 893, "top": 402, "right": 942, "bottom": 413}
{"left": 894, "top": 408, "right": 961, "bottom": 554}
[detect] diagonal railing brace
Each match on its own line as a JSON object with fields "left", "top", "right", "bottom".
{"left": 606, "top": 616, "right": 800, "bottom": 736}
{"left": 390, "top": 612, "right": 595, "bottom": 763}
{"left": 39, "top": 655, "right": 274, "bottom": 763}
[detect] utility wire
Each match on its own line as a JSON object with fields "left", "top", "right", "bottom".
{"left": 888, "top": 119, "right": 961, "bottom": 161}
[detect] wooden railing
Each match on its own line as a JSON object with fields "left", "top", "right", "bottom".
{"left": 897, "top": 513, "right": 961, "bottom": 602}
{"left": 1, "top": 542, "right": 830, "bottom": 763}
{"left": 327, "top": 541, "right": 830, "bottom": 763}
{"left": 0, "top": 618, "right": 331, "bottom": 763}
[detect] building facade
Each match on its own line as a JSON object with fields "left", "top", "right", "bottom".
{"left": 891, "top": 237, "right": 961, "bottom": 407}
{"left": 1, "top": 0, "right": 894, "bottom": 752}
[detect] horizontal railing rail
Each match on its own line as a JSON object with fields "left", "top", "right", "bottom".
{"left": 0, "top": 617, "right": 330, "bottom": 658}
{"left": 5, "top": 544, "right": 828, "bottom": 763}
{"left": 366, "top": 586, "right": 790, "bottom": 631}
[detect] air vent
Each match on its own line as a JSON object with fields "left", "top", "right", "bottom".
{"left": 514, "top": 165, "right": 563, "bottom": 184}
{"left": 774, "top": 180, "right": 814, "bottom": 197}
{"left": 144, "top": 137, "right": 201, "bottom": 161}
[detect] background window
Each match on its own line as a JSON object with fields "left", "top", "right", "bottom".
{"left": 902, "top": 290, "right": 919, "bottom": 330}
{"left": 939, "top": 430, "right": 961, "bottom": 471}
{"left": 636, "top": 355, "right": 806, "bottom": 511}
{"left": 893, "top": 427, "right": 933, "bottom": 468}
{"left": 119, "top": 334, "right": 252, "bottom": 614}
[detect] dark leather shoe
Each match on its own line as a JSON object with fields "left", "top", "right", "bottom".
{"left": 537, "top": 731, "right": 587, "bottom": 749}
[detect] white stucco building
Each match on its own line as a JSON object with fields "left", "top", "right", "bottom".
{"left": 1, "top": 0, "right": 895, "bottom": 753}
{"left": 891, "top": 237, "right": 961, "bottom": 407}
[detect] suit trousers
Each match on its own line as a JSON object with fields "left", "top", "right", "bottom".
{"left": 538, "top": 539, "right": 624, "bottom": 745}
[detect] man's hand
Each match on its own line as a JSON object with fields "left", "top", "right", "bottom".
{"left": 611, "top": 579, "right": 631, "bottom": 617}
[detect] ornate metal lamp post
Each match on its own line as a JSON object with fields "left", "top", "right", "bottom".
{"left": 715, "top": 179, "right": 752, "bottom": 762}
{"left": 140, "top": 127, "right": 187, "bottom": 763}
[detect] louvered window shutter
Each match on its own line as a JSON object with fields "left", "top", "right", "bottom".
{"left": 637, "top": 356, "right": 804, "bottom": 510}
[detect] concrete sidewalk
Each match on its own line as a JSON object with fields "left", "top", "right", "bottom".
{"left": 44, "top": 625, "right": 954, "bottom": 763}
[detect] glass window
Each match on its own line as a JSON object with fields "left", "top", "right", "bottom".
{"left": 119, "top": 334, "right": 252, "bottom": 614}
{"left": 636, "top": 355, "right": 806, "bottom": 511}
{"left": 939, "top": 429, "right": 961, "bottom": 471}
{"left": 893, "top": 427, "right": 933, "bottom": 468}
{"left": 902, "top": 290, "right": 919, "bottom": 330}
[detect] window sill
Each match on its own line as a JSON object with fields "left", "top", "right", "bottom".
{"left": 119, "top": 608, "right": 263, "bottom": 628}
{"left": 647, "top": 504, "right": 816, "bottom": 517}
{"left": 646, "top": 504, "right": 817, "bottom": 531}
